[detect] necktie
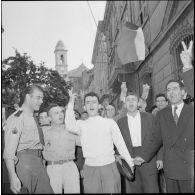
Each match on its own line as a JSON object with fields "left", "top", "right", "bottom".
{"left": 33, "top": 115, "right": 45, "bottom": 145}
{"left": 173, "top": 106, "right": 179, "bottom": 125}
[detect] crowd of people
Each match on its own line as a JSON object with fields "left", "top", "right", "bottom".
{"left": 2, "top": 41, "right": 194, "bottom": 194}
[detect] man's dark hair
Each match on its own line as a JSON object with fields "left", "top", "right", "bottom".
{"left": 19, "top": 84, "right": 44, "bottom": 106}
{"left": 38, "top": 108, "right": 48, "bottom": 116}
{"left": 74, "top": 109, "right": 81, "bottom": 118}
{"left": 150, "top": 105, "right": 157, "bottom": 113}
{"left": 46, "top": 103, "right": 59, "bottom": 115}
{"left": 84, "top": 92, "right": 100, "bottom": 104}
{"left": 155, "top": 93, "right": 168, "bottom": 102}
{"left": 100, "top": 94, "right": 110, "bottom": 104}
{"left": 165, "top": 79, "right": 184, "bottom": 90}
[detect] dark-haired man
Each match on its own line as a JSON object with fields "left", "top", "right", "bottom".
{"left": 155, "top": 93, "right": 168, "bottom": 111}
{"left": 65, "top": 90, "right": 134, "bottom": 193}
{"left": 134, "top": 79, "right": 194, "bottom": 193}
{"left": 3, "top": 85, "right": 54, "bottom": 194}
{"left": 117, "top": 91, "right": 159, "bottom": 193}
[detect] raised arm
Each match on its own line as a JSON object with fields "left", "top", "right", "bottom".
{"left": 180, "top": 40, "right": 193, "bottom": 73}
{"left": 180, "top": 40, "right": 194, "bottom": 97}
{"left": 65, "top": 88, "right": 81, "bottom": 135}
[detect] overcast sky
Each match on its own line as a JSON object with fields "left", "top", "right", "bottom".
{"left": 2, "top": 1, "right": 106, "bottom": 71}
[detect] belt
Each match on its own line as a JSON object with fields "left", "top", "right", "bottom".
{"left": 17, "top": 149, "right": 42, "bottom": 158}
{"left": 47, "top": 159, "right": 73, "bottom": 165}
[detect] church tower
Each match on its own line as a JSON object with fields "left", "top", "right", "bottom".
{"left": 54, "top": 40, "right": 68, "bottom": 77}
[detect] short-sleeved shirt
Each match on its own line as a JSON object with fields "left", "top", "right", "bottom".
{"left": 3, "top": 109, "right": 43, "bottom": 162}
{"left": 42, "top": 125, "right": 80, "bottom": 162}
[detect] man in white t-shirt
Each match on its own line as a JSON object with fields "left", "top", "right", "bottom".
{"left": 65, "top": 89, "right": 134, "bottom": 193}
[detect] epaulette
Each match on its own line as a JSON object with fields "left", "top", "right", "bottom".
{"left": 14, "top": 110, "right": 23, "bottom": 117}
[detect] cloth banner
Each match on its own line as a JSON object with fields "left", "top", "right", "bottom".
{"left": 117, "top": 22, "right": 145, "bottom": 64}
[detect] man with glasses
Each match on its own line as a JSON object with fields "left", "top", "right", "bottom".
{"left": 155, "top": 93, "right": 169, "bottom": 111}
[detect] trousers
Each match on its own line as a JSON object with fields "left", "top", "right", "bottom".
{"left": 165, "top": 176, "right": 194, "bottom": 193}
{"left": 16, "top": 152, "right": 54, "bottom": 194}
{"left": 124, "top": 167, "right": 159, "bottom": 193}
{"left": 83, "top": 162, "right": 121, "bottom": 193}
{"left": 46, "top": 161, "right": 80, "bottom": 193}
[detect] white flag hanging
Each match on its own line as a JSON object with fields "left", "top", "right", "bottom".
{"left": 117, "top": 22, "right": 145, "bottom": 64}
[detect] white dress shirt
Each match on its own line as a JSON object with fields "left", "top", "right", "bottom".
{"left": 171, "top": 102, "right": 184, "bottom": 118}
{"left": 127, "top": 111, "right": 142, "bottom": 147}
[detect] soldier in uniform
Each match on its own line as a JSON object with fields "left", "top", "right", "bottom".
{"left": 3, "top": 85, "right": 54, "bottom": 194}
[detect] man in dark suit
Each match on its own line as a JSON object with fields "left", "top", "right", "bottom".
{"left": 117, "top": 91, "right": 159, "bottom": 193}
{"left": 134, "top": 79, "right": 194, "bottom": 193}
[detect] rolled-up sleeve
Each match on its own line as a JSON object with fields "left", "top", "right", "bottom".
{"left": 3, "top": 115, "right": 22, "bottom": 163}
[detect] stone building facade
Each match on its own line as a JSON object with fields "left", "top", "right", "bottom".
{"left": 92, "top": 21, "right": 109, "bottom": 98}
{"left": 101, "top": 0, "right": 194, "bottom": 111}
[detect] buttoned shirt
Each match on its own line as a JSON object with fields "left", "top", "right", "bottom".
{"left": 127, "top": 111, "right": 142, "bottom": 147}
{"left": 65, "top": 103, "right": 134, "bottom": 167}
{"left": 3, "top": 109, "right": 43, "bottom": 163}
{"left": 42, "top": 125, "right": 80, "bottom": 161}
{"left": 171, "top": 102, "right": 184, "bottom": 118}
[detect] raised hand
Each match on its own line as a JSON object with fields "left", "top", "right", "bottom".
{"left": 68, "top": 88, "right": 78, "bottom": 104}
{"left": 180, "top": 40, "right": 193, "bottom": 71}
{"left": 133, "top": 156, "right": 145, "bottom": 166}
{"left": 120, "top": 82, "right": 127, "bottom": 102}
{"left": 121, "top": 82, "right": 127, "bottom": 93}
{"left": 141, "top": 83, "right": 150, "bottom": 100}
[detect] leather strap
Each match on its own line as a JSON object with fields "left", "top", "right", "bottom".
{"left": 33, "top": 114, "right": 45, "bottom": 145}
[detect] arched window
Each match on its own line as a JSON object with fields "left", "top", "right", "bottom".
{"left": 170, "top": 28, "right": 194, "bottom": 79}
{"left": 60, "top": 54, "right": 64, "bottom": 64}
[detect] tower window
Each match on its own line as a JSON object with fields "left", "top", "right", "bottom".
{"left": 60, "top": 55, "right": 64, "bottom": 64}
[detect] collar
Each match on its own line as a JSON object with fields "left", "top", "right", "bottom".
{"left": 171, "top": 102, "right": 184, "bottom": 110}
{"left": 127, "top": 110, "right": 140, "bottom": 119}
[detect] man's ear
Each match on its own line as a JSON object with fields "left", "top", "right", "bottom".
{"left": 83, "top": 105, "right": 86, "bottom": 111}
{"left": 48, "top": 116, "right": 52, "bottom": 122}
{"left": 26, "top": 94, "right": 30, "bottom": 103}
{"left": 181, "top": 88, "right": 186, "bottom": 97}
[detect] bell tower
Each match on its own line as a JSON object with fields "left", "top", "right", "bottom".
{"left": 54, "top": 40, "right": 68, "bottom": 77}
